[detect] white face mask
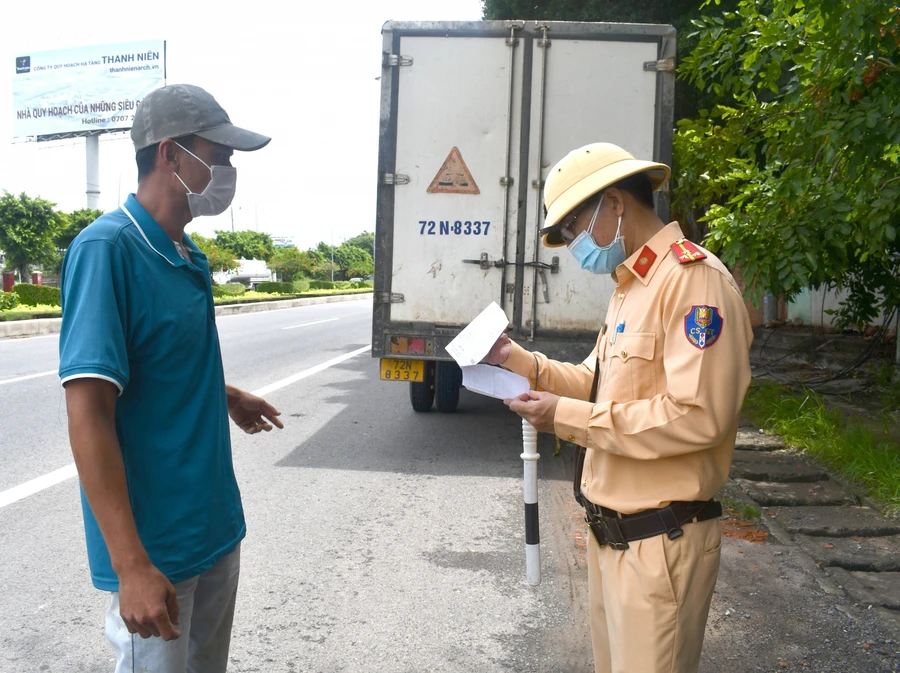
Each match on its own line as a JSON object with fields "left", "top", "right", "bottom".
{"left": 173, "top": 142, "right": 237, "bottom": 218}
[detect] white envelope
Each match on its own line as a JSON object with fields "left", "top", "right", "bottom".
{"left": 445, "top": 301, "right": 509, "bottom": 368}
{"left": 461, "top": 364, "right": 530, "bottom": 400}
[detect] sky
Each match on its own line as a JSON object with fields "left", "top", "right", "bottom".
{"left": 0, "top": 0, "right": 486, "bottom": 251}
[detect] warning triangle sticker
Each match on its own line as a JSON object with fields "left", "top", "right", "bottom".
{"left": 427, "top": 147, "right": 480, "bottom": 195}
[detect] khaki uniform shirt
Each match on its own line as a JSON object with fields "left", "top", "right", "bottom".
{"left": 503, "top": 222, "right": 753, "bottom": 514}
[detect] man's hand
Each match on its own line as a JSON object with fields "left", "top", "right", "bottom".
{"left": 117, "top": 561, "right": 181, "bottom": 640}
{"left": 483, "top": 333, "right": 512, "bottom": 365}
{"left": 505, "top": 391, "right": 560, "bottom": 434}
{"left": 226, "top": 387, "right": 284, "bottom": 434}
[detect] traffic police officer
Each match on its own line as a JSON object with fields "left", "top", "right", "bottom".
{"left": 485, "top": 142, "right": 753, "bottom": 673}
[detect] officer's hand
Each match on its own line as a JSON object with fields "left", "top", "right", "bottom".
{"left": 483, "top": 333, "right": 512, "bottom": 365}
{"left": 228, "top": 389, "right": 284, "bottom": 434}
{"left": 117, "top": 560, "right": 181, "bottom": 641}
{"left": 505, "top": 390, "right": 560, "bottom": 434}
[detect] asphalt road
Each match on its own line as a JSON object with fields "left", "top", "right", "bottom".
{"left": 0, "top": 298, "right": 593, "bottom": 673}
{"left": 3, "top": 298, "right": 897, "bottom": 673}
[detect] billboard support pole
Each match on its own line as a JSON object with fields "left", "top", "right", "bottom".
{"left": 86, "top": 133, "right": 100, "bottom": 209}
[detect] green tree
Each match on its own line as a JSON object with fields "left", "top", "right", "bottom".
{"left": 334, "top": 244, "right": 374, "bottom": 279}
{"left": 675, "top": 0, "right": 900, "bottom": 327}
{"left": 344, "top": 231, "right": 375, "bottom": 257}
{"left": 304, "top": 248, "right": 334, "bottom": 280}
{"left": 269, "top": 246, "right": 315, "bottom": 282}
{"left": 213, "top": 230, "right": 276, "bottom": 262}
{"left": 189, "top": 234, "right": 239, "bottom": 276}
{"left": 314, "top": 242, "right": 339, "bottom": 280}
{"left": 56, "top": 208, "right": 104, "bottom": 249}
{"left": 0, "top": 191, "right": 64, "bottom": 283}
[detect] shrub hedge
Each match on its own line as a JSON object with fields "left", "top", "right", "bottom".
{"left": 14, "top": 284, "right": 61, "bottom": 307}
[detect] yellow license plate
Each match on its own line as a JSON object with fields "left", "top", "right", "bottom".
{"left": 380, "top": 358, "right": 425, "bottom": 382}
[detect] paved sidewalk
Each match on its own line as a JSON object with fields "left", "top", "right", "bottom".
{"left": 700, "top": 423, "right": 900, "bottom": 672}
{"left": 0, "top": 292, "right": 373, "bottom": 339}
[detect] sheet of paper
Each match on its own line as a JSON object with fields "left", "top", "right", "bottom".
{"left": 461, "top": 364, "right": 530, "bottom": 400}
{"left": 445, "top": 301, "right": 509, "bottom": 367}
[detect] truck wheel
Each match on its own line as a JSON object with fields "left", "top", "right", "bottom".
{"left": 409, "top": 361, "right": 436, "bottom": 412}
{"left": 435, "top": 361, "right": 462, "bottom": 413}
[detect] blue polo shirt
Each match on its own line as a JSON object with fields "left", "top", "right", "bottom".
{"left": 59, "top": 194, "right": 245, "bottom": 591}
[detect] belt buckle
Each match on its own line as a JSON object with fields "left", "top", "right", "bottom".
{"left": 599, "top": 517, "right": 630, "bottom": 551}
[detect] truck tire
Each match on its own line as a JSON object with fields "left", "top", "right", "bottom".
{"left": 409, "top": 361, "right": 436, "bottom": 412}
{"left": 435, "top": 361, "right": 462, "bottom": 413}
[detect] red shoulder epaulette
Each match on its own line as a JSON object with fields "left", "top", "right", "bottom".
{"left": 670, "top": 239, "right": 707, "bottom": 264}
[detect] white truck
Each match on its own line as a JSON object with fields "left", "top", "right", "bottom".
{"left": 215, "top": 259, "right": 274, "bottom": 290}
{"left": 372, "top": 20, "right": 676, "bottom": 412}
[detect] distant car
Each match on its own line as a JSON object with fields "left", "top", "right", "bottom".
{"left": 349, "top": 277, "right": 363, "bottom": 282}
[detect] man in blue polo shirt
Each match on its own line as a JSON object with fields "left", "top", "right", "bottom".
{"left": 59, "top": 83, "right": 283, "bottom": 673}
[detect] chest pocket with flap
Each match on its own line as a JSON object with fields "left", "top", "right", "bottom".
{"left": 606, "top": 332, "right": 657, "bottom": 402}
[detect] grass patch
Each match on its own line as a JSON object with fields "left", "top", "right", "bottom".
{"left": 722, "top": 497, "right": 761, "bottom": 521}
{"left": 213, "top": 288, "right": 372, "bottom": 306}
{"left": 743, "top": 380, "right": 900, "bottom": 515}
{"left": 0, "top": 290, "right": 373, "bottom": 319}
{"left": 0, "top": 304, "right": 62, "bottom": 321}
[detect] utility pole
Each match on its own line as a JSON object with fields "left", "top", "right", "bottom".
{"left": 330, "top": 229, "right": 334, "bottom": 282}
{"left": 86, "top": 134, "right": 100, "bottom": 209}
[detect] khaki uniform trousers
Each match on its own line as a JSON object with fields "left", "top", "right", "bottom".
{"left": 587, "top": 517, "right": 721, "bottom": 673}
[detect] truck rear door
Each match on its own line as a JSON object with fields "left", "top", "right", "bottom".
{"left": 381, "top": 28, "right": 523, "bottom": 328}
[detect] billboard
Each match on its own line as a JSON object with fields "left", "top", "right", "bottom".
{"left": 12, "top": 40, "right": 166, "bottom": 138}
{"left": 272, "top": 236, "right": 296, "bottom": 248}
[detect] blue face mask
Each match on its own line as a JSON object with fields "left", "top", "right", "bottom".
{"left": 566, "top": 196, "right": 627, "bottom": 275}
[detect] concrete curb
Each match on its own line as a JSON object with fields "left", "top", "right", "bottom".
{"left": 0, "top": 292, "right": 373, "bottom": 339}
{"left": 0, "top": 317, "right": 62, "bottom": 339}
{"left": 214, "top": 292, "right": 371, "bottom": 316}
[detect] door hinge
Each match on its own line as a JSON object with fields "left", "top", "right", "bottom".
{"left": 506, "top": 21, "right": 524, "bottom": 46}
{"left": 383, "top": 53, "right": 413, "bottom": 68}
{"left": 380, "top": 173, "right": 410, "bottom": 186}
{"left": 535, "top": 23, "right": 551, "bottom": 48}
{"left": 500, "top": 176, "right": 514, "bottom": 187}
{"left": 643, "top": 57, "right": 675, "bottom": 73}
{"left": 374, "top": 292, "right": 405, "bottom": 304}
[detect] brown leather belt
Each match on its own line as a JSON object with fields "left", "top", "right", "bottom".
{"left": 582, "top": 499, "right": 722, "bottom": 551}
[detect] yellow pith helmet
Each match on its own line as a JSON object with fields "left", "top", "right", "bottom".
{"left": 540, "top": 142, "right": 670, "bottom": 247}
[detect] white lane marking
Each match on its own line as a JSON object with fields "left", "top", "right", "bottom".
{"left": 281, "top": 318, "right": 340, "bottom": 331}
{"left": 252, "top": 345, "right": 370, "bottom": 397}
{"left": 0, "top": 344, "right": 372, "bottom": 509}
{"left": 0, "top": 463, "right": 78, "bottom": 508}
{"left": 0, "top": 370, "right": 57, "bottom": 385}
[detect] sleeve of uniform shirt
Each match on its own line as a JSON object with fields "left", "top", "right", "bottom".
{"left": 58, "top": 239, "right": 130, "bottom": 394}
{"left": 554, "top": 265, "right": 752, "bottom": 459}
{"left": 502, "top": 339, "right": 595, "bottom": 401}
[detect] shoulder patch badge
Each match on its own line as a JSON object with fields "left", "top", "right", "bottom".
{"left": 671, "top": 239, "right": 707, "bottom": 264}
{"left": 632, "top": 245, "right": 657, "bottom": 277}
{"left": 684, "top": 305, "right": 723, "bottom": 349}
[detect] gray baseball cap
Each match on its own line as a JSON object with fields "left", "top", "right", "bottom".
{"left": 131, "top": 83, "right": 271, "bottom": 152}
